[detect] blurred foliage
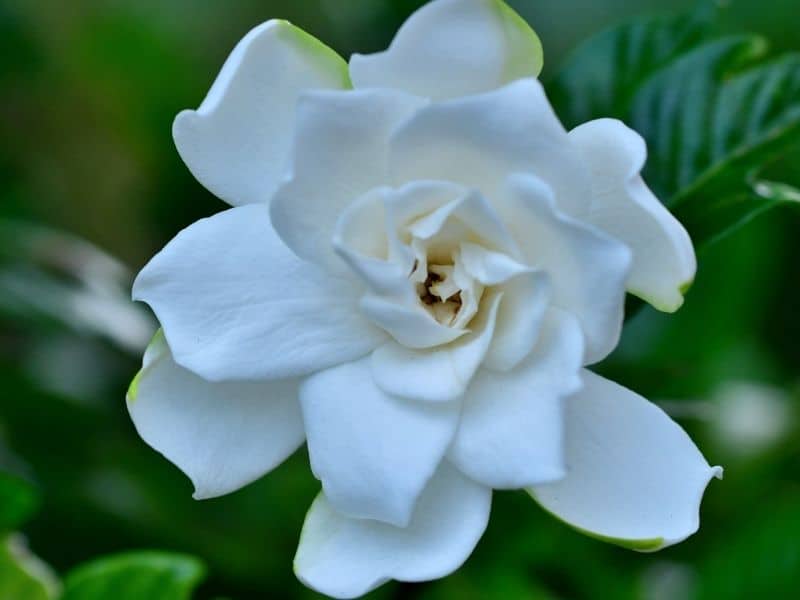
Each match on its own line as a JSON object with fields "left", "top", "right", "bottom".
{"left": 1, "top": 0, "right": 799, "bottom": 599}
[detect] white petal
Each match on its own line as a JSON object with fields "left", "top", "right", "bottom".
{"left": 360, "top": 295, "right": 467, "bottom": 349}
{"left": 133, "top": 204, "right": 386, "bottom": 382}
{"left": 371, "top": 291, "right": 503, "bottom": 402}
{"left": 500, "top": 174, "right": 632, "bottom": 365}
{"left": 389, "top": 78, "right": 592, "bottom": 218}
{"left": 270, "top": 89, "right": 427, "bottom": 272}
{"left": 484, "top": 269, "right": 551, "bottom": 371}
{"left": 349, "top": 0, "right": 542, "bottom": 101}
{"left": 173, "top": 20, "right": 350, "bottom": 207}
{"left": 127, "top": 331, "right": 304, "bottom": 499}
{"left": 407, "top": 190, "right": 519, "bottom": 257}
{"left": 300, "top": 357, "right": 460, "bottom": 527}
{"left": 294, "top": 462, "right": 491, "bottom": 599}
{"left": 569, "top": 119, "right": 697, "bottom": 312}
{"left": 530, "top": 370, "right": 723, "bottom": 550}
{"left": 449, "top": 308, "right": 583, "bottom": 488}
{"left": 459, "top": 243, "right": 530, "bottom": 285}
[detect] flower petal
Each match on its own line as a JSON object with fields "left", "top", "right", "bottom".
{"left": 360, "top": 295, "right": 467, "bottom": 349}
{"left": 133, "top": 204, "right": 386, "bottom": 382}
{"left": 484, "top": 272, "right": 551, "bottom": 371}
{"left": 270, "top": 89, "right": 427, "bottom": 272}
{"left": 349, "top": 0, "right": 543, "bottom": 101}
{"left": 529, "top": 370, "right": 723, "bottom": 550}
{"left": 569, "top": 119, "right": 697, "bottom": 312}
{"left": 449, "top": 308, "right": 583, "bottom": 488}
{"left": 127, "top": 331, "right": 304, "bottom": 499}
{"left": 459, "top": 246, "right": 552, "bottom": 372}
{"left": 407, "top": 189, "right": 520, "bottom": 257}
{"left": 500, "top": 174, "right": 632, "bottom": 364}
{"left": 389, "top": 78, "right": 592, "bottom": 218}
{"left": 294, "top": 462, "right": 491, "bottom": 599}
{"left": 371, "top": 291, "right": 503, "bottom": 402}
{"left": 300, "top": 357, "right": 460, "bottom": 527}
{"left": 173, "top": 20, "right": 350, "bottom": 207}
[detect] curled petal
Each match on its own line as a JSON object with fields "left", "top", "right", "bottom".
{"left": 529, "top": 370, "right": 723, "bottom": 550}
{"left": 569, "top": 119, "right": 697, "bottom": 312}
{"left": 295, "top": 462, "right": 491, "bottom": 599}
{"left": 174, "top": 20, "right": 350, "bottom": 206}
{"left": 127, "top": 332, "right": 304, "bottom": 499}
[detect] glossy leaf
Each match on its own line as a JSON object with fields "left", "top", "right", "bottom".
{"left": 61, "top": 552, "right": 205, "bottom": 600}
{"left": 549, "top": 10, "right": 800, "bottom": 250}
{"left": 549, "top": 6, "right": 716, "bottom": 128}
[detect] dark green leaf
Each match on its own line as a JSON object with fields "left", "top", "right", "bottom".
{"left": 549, "top": 5, "right": 717, "bottom": 128}
{"left": 549, "top": 9, "right": 800, "bottom": 250}
{"left": 0, "top": 473, "right": 39, "bottom": 532}
{"left": 632, "top": 42, "right": 800, "bottom": 202}
{"left": 674, "top": 179, "right": 800, "bottom": 248}
{"left": 61, "top": 552, "right": 205, "bottom": 600}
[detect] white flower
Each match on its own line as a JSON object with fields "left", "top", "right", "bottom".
{"left": 127, "top": 1, "right": 721, "bottom": 597}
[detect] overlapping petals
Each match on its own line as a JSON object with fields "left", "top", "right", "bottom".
{"left": 130, "top": 1, "right": 720, "bottom": 597}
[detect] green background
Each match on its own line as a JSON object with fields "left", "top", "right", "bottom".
{"left": 1, "top": 0, "right": 799, "bottom": 598}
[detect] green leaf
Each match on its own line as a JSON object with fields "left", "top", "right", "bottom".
{"left": 0, "top": 473, "right": 39, "bottom": 532}
{"left": 61, "top": 552, "right": 205, "bottom": 600}
{"left": 549, "top": 5, "right": 716, "bottom": 128}
{"left": 673, "top": 179, "right": 800, "bottom": 248}
{"left": 0, "top": 535, "right": 59, "bottom": 600}
{"left": 548, "top": 9, "right": 800, "bottom": 249}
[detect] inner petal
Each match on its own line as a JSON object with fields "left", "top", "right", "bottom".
{"left": 412, "top": 243, "right": 483, "bottom": 329}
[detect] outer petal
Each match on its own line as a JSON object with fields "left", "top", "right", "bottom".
{"left": 133, "top": 204, "right": 386, "bottom": 382}
{"left": 127, "top": 331, "right": 304, "bottom": 499}
{"left": 300, "top": 357, "right": 460, "bottom": 527}
{"left": 389, "top": 78, "right": 592, "bottom": 218}
{"left": 349, "top": 0, "right": 543, "bottom": 101}
{"left": 448, "top": 308, "right": 584, "bottom": 488}
{"left": 294, "top": 462, "right": 491, "bottom": 599}
{"left": 370, "top": 291, "right": 502, "bottom": 403}
{"left": 173, "top": 20, "right": 350, "bottom": 207}
{"left": 529, "top": 370, "right": 723, "bottom": 550}
{"left": 501, "top": 174, "right": 632, "bottom": 364}
{"left": 270, "top": 89, "right": 427, "bottom": 272}
{"left": 569, "top": 119, "right": 697, "bottom": 312}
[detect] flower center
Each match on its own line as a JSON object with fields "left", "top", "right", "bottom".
{"left": 417, "top": 264, "right": 464, "bottom": 326}
{"left": 409, "top": 251, "right": 483, "bottom": 329}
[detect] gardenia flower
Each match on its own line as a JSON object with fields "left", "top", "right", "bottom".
{"left": 128, "top": 0, "right": 722, "bottom": 597}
